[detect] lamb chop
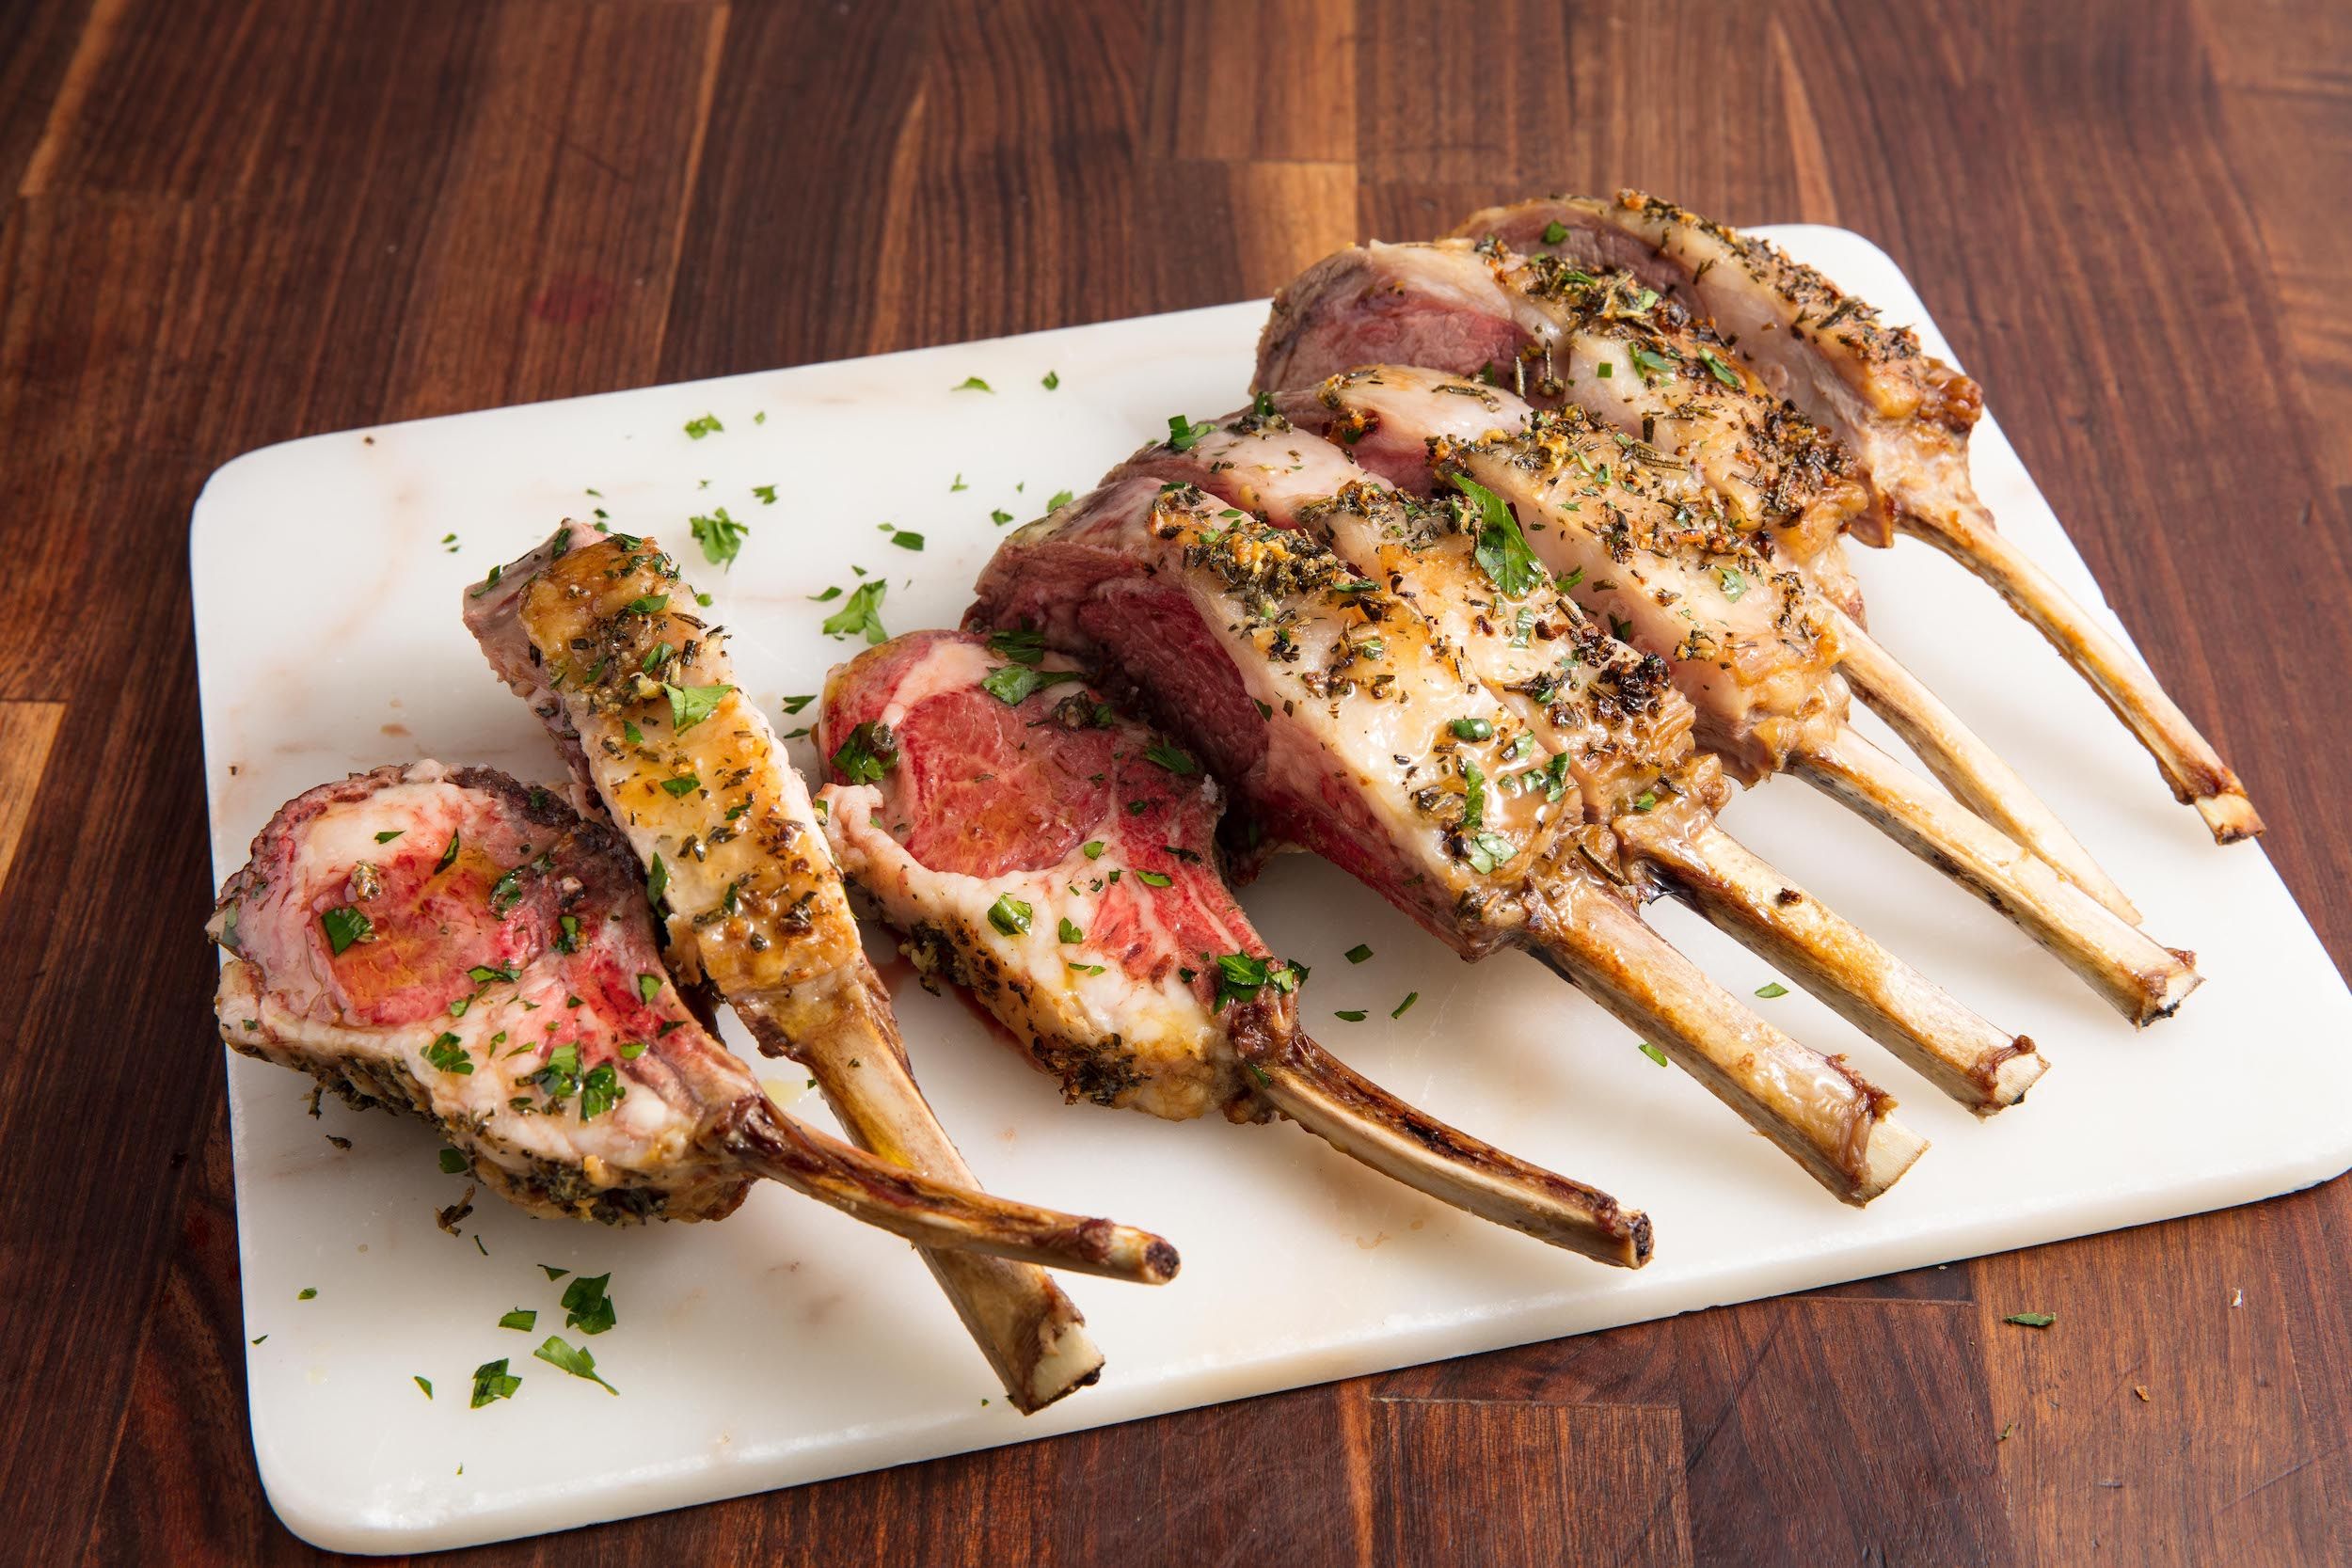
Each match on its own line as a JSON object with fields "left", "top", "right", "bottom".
{"left": 1455, "top": 192, "right": 2260, "bottom": 846}
{"left": 1234, "top": 347, "right": 2200, "bottom": 1026}
{"left": 1112, "top": 404, "right": 2042, "bottom": 1113}
{"left": 207, "top": 760, "right": 1178, "bottom": 1288}
{"left": 464, "top": 531, "right": 1151, "bottom": 1413}
{"left": 1255, "top": 232, "right": 2141, "bottom": 921}
{"left": 970, "top": 475, "right": 1927, "bottom": 1204}
{"left": 814, "top": 627, "right": 1653, "bottom": 1265}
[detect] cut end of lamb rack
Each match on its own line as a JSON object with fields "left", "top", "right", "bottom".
{"left": 1454, "top": 191, "right": 2261, "bottom": 845}
{"left": 969, "top": 474, "right": 1926, "bottom": 1201}
{"left": 466, "top": 530, "right": 1157, "bottom": 1411}
{"left": 1113, "top": 396, "right": 2041, "bottom": 1115}
{"left": 815, "top": 628, "right": 1654, "bottom": 1264}
{"left": 207, "top": 761, "right": 1181, "bottom": 1285}
{"left": 1279, "top": 364, "right": 2197, "bottom": 1027}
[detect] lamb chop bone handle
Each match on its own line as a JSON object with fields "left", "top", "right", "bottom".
{"left": 1615, "top": 813, "right": 2043, "bottom": 1113}
{"left": 716, "top": 1096, "right": 1180, "bottom": 1284}
{"left": 1831, "top": 608, "right": 2141, "bottom": 922}
{"left": 1231, "top": 1012, "right": 1653, "bottom": 1266}
{"left": 1894, "top": 501, "right": 2262, "bottom": 844}
{"left": 739, "top": 976, "right": 1107, "bottom": 1409}
{"left": 1793, "top": 729, "right": 2201, "bottom": 1024}
{"left": 1523, "top": 878, "right": 1928, "bottom": 1204}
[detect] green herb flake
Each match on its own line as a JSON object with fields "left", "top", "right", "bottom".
{"left": 888, "top": 530, "right": 925, "bottom": 551}
{"left": 374, "top": 829, "right": 405, "bottom": 844}
{"left": 1042, "top": 370, "right": 1060, "bottom": 390}
{"left": 1627, "top": 342, "right": 1677, "bottom": 380}
{"left": 1135, "top": 869, "right": 1172, "bottom": 888}
{"left": 636, "top": 974, "right": 662, "bottom": 1005}
{"left": 539, "top": 1265, "right": 571, "bottom": 1282}
{"left": 1755, "top": 981, "right": 1790, "bottom": 999}
{"left": 690, "top": 507, "right": 749, "bottom": 568}
{"left": 1057, "top": 917, "right": 1085, "bottom": 943}
{"left": 665, "top": 681, "right": 734, "bottom": 731}
{"left": 1717, "top": 565, "right": 1747, "bottom": 602}
{"left": 682, "top": 413, "right": 723, "bottom": 439}
{"left": 1451, "top": 472, "right": 1545, "bottom": 599}
{"left": 818, "top": 579, "right": 889, "bottom": 643}
{"left": 414, "top": 1376, "right": 432, "bottom": 1399}
{"left": 1637, "top": 1040, "right": 1669, "bottom": 1068}
{"left": 499, "top": 1308, "right": 538, "bottom": 1332}
{"left": 1539, "top": 219, "right": 1568, "bottom": 245}
{"left": 437, "top": 831, "right": 462, "bottom": 873}
{"left": 619, "top": 1040, "right": 648, "bottom": 1060}
{"left": 953, "top": 376, "right": 993, "bottom": 393}
{"left": 991, "top": 508, "right": 1014, "bottom": 526}
{"left": 1144, "top": 742, "right": 1198, "bottom": 775}
{"left": 829, "top": 721, "right": 898, "bottom": 784}
{"left": 980, "top": 663, "right": 1078, "bottom": 705}
{"left": 646, "top": 854, "right": 669, "bottom": 908}
{"left": 321, "top": 906, "right": 373, "bottom": 956}
{"left": 987, "top": 895, "right": 1034, "bottom": 937}
{"left": 438, "top": 1148, "right": 469, "bottom": 1174}
{"left": 2003, "top": 1312, "right": 2057, "bottom": 1329}
{"left": 660, "top": 774, "right": 699, "bottom": 797}
{"left": 1165, "top": 414, "right": 1215, "bottom": 451}
{"left": 780, "top": 693, "right": 817, "bottom": 715}
{"left": 297, "top": 1287, "right": 318, "bottom": 1300}
{"left": 1344, "top": 943, "right": 1374, "bottom": 964}
{"left": 533, "top": 1335, "right": 618, "bottom": 1395}
{"left": 752, "top": 484, "right": 778, "bottom": 505}
{"left": 560, "top": 1273, "right": 617, "bottom": 1336}
{"left": 469, "top": 1357, "right": 522, "bottom": 1408}
{"left": 1391, "top": 991, "right": 1420, "bottom": 1020}
{"left": 1334, "top": 1009, "right": 1368, "bottom": 1022}
{"left": 627, "top": 594, "right": 671, "bottom": 615}
{"left": 1699, "top": 348, "right": 1742, "bottom": 389}
{"left": 578, "top": 1064, "right": 625, "bottom": 1121}
{"left": 1450, "top": 716, "right": 1494, "bottom": 742}
{"left": 424, "top": 1033, "right": 473, "bottom": 1076}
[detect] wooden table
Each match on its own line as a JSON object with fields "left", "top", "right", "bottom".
{"left": 5, "top": 1, "right": 2347, "bottom": 1561}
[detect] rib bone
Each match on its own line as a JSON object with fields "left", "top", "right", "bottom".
{"left": 1454, "top": 193, "right": 2261, "bottom": 844}
{"left": 466, "top": 531, "right": 1149, "bottom": 1410}
{"left": 818, "top": 629, "right": 1653, "bottom": 1263}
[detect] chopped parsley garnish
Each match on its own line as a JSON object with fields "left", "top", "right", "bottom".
{"left": 665, "top": 680, "right": 733, "bottom": 731}
{"left": 468, "top": 563, "right": 503, "bottom": 600}
{"left": 562, "top": 1273, "right": 616, "bottom": 1335}
{"left": 987, "top": 895, "right": 1034, "bottom": 936}
{"left": 415, "top": 1376, "right": 432, "bottom": 1399}
{"left": 1539, "top": 218, "right": 1568, "bottom": 245}
{"left": 1637, "top": 1041, "right": 1669, "bottom": 1067}
{"left": 1211, "top": 953, "right": 1303, "bottom": 1010}
{"left": 1046, "top": 488, "right": 1073, "bottom": 510}
{"left": 297, "top": 1287, "right": 318, "bottom": 1300}
{"left": 980, "top": 663, "right": 1078, "bottom": 705}
{"left": 660, "top": 774, "right": 698, "bottom": 796}
{"left": 1067, "top": 961, "right": 1106, "bottom": 975}
{"left": 437, "top": 831, "right": 462, "bottom": 872}
{"left": 623, "top": 719, "right": 644, "bottom": 746}
{"left": 808, "top": 585, "right": 843, "bottom": 602}
{"left": 1344, "top": 943, "right": 1374, "bottom": 964}
{"left": 1450, "top": 716, "right": 1494, "bottom": 741}
{"left": 780, "top": 693, "right": 817, "bottom": 715}
{"left": 636, "top": 974, "right": 662, "bottom": 1005}
{"left": 1391, "top": 991, "right": 1419, "bottom": 1020}
{"left": 469, "top": 1358, "right": 521, "bottom": 1407}
{"left": 1144, "top": 742, "right": 1198, "bottom": 775}
{"left": 1042, "top": 369, "right": 1060, "bottom": 389}
{"left": 1165, "top": 414, "right": 1216, "bottom": 451}
{"left": 1134, "top": 869, "right": 1172, "bottom": 888}
{"left": 488, "top": 864, "right": 528, "bottom": 913}
{"left": 752, "top": 484, "right": 778, "bottom": 505}
{"left": 640, "top": 640, "right": 674, "bottom": 673}
{"left": 1465, "top": 831, "right": 1517, "bottom": 874}
{"left": 539, "top": 1265, "right": 570, "bottom": 1282}
{"left": 1698, "top": 348, "right": 1741, "bottom": 388}
{"left": 819, "top": 579, "right": 889, "bottom": 643}
{"left": 830, "top": 721, "right": 898, "bottom": 784}
{"left": 647, "top": 854, "right": 670, "bottom": 907}
{"left": 1451, "top": 472, "right": 1545, "bottom": 599}
{"left": 1459, "top": 759, "right": 1487, "bottom": 831}
{"left": 468, "top": 963, "right": 519, "bottom": 985}
{"left": 627, "top": 594, "right": 670, "bottom": 617}
{"left": 579, "top": 1064, "right": 625, "bottom": 1120}
{"left": 619, "top": 1040, "right": 648, "bottom": 1059}
{"left": 1626, "top": 342, "right": 1677, "bottom": 380}
{"left": 953, "top": 376, "right": 993, "bottom": 392}
{"left": 424, "top": 1033, "right": 473, "bottom": 1075}
{"left": 439, "top": 1148, "right": 469, "bottom": 1174}
{"left": 988, "top": 626, "right": 1047, "bottom": 664}
{"left": 1334, "top": 1009, "right": 1368, "bottom": 1022}
{"left": 533, "top": 1335, "right": 617, "bottom": 1394}
{"left": 886, "top": 528, "right": 925, "bottom": 551}
{"left": 499, "top": 1308, "right": 538, "bottom": 1332}
{"left": 1631, "top": 791, "right": 1657, "bottom": 812}
{"left": 321, "top": 906, "right": 373, "bottom": 955}
{"left": 990, "top": 508, "right": 1014, "bottom": 526}
{"left": 1057, "top": 917, "right": 1085, "bottom": 943}
{"left": 1755, "top": 981, "right": 1789, "bottom": 999}
{"left": 2003, "top": 1312, "right": 2056, "bottom": 1329}
{"left": 556, "top": 913, "right": 580, "bottom": 953}
{"left": 690, "top": 507, "right": 748, "bottom": 567}
{"left": 682, "top": 413, "right": 723, "bottom": 439}
{"left": 1717, "top": 566, "right": 1747, "bottom": 602}
{"left": 374, "top": 829, "right": 405, "bottom": 844}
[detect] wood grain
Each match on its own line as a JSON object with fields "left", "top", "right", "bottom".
{"left": 1, "top": 0, "right": 2345, "bottom": 1561}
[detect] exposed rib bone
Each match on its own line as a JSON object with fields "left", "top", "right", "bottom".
{"left": 1240, "top": 1023, "right": 1654, "bottom": 1263}
{"left": 1613, "top": 812, "right": 2042, "bottom": 1113}
{"left": 818, "top": 628, "right": 1653, "bottom": 1263}
{"left": 1454, "top": 192, "right": 2261, "bottom": 844}
{"left": 467, "top": 531, "right": 1140, "bottom": 1409}
{"left": 1832, "top": 609, "right": 2140, "bottom": 922}
{"left": 1897, "top": 502, "right": 2263, "bottom": 844}
{"left": 1793, "top": 729, "right": 2201, "bottom": 1024}
{"left": 1117, "top": 404, "right": 2037, "bottom": 1115}
{"left": 1527, "top": 876, "right": 1927, "bottom": 1203}
{"left": 971, "top": 477, "right": 1926, "bottom": 1202}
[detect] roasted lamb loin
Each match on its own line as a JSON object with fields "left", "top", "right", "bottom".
{"left": 816, "top": 628, "right": 1654, "bottom": 1264}
{"left": 465, "top": 531, "right": 1153, "bottom": 1412}
{"left": 1455, "top": 193, "right": 2259, "bottom": 846}
{"left": 1252, "top": 365, "right": 2199, "bottom": 1027}
{"left": 1112, "top": 403, "right": 2042, "bottom": 1113}
{"left": 970, "top": 476, "right": 1926, "bottom": 1204}
{"left": 207, "top": 761, "right": 1178, "bottom": 1285}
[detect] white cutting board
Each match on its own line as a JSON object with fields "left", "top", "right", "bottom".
{"left": 193, "top": 227, "right": 2352, "bottom": 1554}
